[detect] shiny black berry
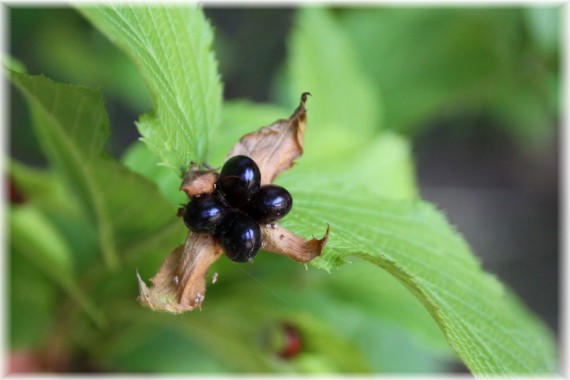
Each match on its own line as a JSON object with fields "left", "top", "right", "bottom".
{"left": 246, "top": 185, "right": 293, "bottom": 223}
{"left": 217, "top": 155, "right": 261, "bottom": 208}
{"left": 183, "top": 193, "right": 227, "bottom": 234}
{"left": 217, "top": 211, "right": 262, "bottom": 262}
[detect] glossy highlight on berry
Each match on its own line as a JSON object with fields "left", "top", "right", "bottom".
{"left": 183, "top": 193, "right": 227, "bottom": 234}
{"left": 217, "top": 211, "right": 262, "bottom": 262}
{"left": 217, "top": 155, "right": 261, "bottom": 208}
{"left": 246, "top": 185, "right": 293, "bottom": 223}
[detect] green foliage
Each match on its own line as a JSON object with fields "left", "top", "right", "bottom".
{"left": 122, "top": 142, "right": 186, "bottom": 207}
{"left": 281, "top": 8, "right": 416, "bottom": 199}
{"left": 10, "top": 250, "right": 59, "bottom": 349}
{"left": 8, "top": 5, "right": 558, "bottom": 376}
{"left": 290, "top": 131, "right": 417, "bottom": 199}
{"left": 9, "top": 160, "right": 67, "bottom": 207}
{"left": 3, "top": 55, "right": 26, "bottom": 73}
{"left": 336, "top": 8, "right": 558, "bottom": 147}
{"left": 10, "top": 205, "right": 106, "bottom": 327}
{"left": 33, "top": 9, "right": 151, "bottom": 110}
{"left": 278, "top": 173, "right": 556, "bottom": 374}
{"left": 10, "top": 71, "right": 178, "bottom": 270}
{"left": 283, "top": 8, "right": 377, "bottom": 166}
{"left": 287, "top": 8, "right": 381, "bottom": 138}
{"left": 79, "top": 5, "right": 223, "bottom": 176}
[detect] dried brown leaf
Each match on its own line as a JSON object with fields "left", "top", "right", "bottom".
{"left": 226, "top": 92, "right": 310, "bottom": 185}
{"left": 180, "top": 163, "right": 218, "bottom": 198}
{"left": 137, "top": 232, "right": 222, "bottom": 313}
{"left": 262, "top": 224, "right": 330, "bottom": 263}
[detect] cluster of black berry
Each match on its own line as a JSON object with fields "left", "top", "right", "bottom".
{"left": 182, "top": 155, "right": 293, "bottom": 263}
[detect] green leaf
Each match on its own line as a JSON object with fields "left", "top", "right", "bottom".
{"left": 10, "top": 71, "right": 116, "bottom": 268}
{"left": 9, "top": 160, "right": 68, "bottom": 207}
{"left": 32, "top": 10, "right": 151, "bottom": 110}
{"left": 106, "top": 307, "right": 276, "bottom": 373}
{"left": 79, "top": 5, "right": 223, "bottom": 176}
{"left": 283, "top": 132, "right": 417, "bottom": 200}
{"left": 10, "top": 244, "right": 60, "bottom": 349}
{"left": 317, "top": 262, "right": 454, "bottom": 361}
{"left": 122, "top": 141, "right": 187, "bottom": 207}
{"left": 337, "top": 8, "right": 511, "bottom": 134}
{"left": 286, "top": 7, "right": 381, "bottom": 141}
{"left": 338, "top": 8, "right": 557, "bottom": 144}
{"left": 9, "top": 71, "right": 179, "bottom": 271}
{"left": 93, "top": 325, "right": 226, "bottom": 372}
{"left": 489, "top": 78, "right": 555, "bottom": 149}
{"left": 276, "top": 174, "right": 556, "bottom": 375}
{"left": 9, "top": 205, "right": 106, "bottom": 328}
{"left": 10, "top": 160, "right": 108, "bottom": 273}
{"left": 3, "top": 55, "right": 26, "bottom": 73}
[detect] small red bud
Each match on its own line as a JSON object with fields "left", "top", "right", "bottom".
{"left": 279, "top": 323, "right": 302, "bottom": 359}
{"left": 8, "top": 178, "right": 26, "bottom": 205}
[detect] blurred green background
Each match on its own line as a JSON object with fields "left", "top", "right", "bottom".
{"left": 8, "top": 6, "right": 559, "bottom": 374}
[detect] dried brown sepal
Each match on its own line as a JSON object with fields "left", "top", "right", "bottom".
{"left": 226, "top": 92, "right": 310, "bottom": 185}
{"left": 261, "top": 224, "right": 330, "bottom": 263}
{"left": 180, "top": 163, "right": 218, "bottom": 198}
{"left": 137, "top": 232, "right": 223, "bottom": 314}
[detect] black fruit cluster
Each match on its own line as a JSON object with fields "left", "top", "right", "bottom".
{"left": 182, "top": 155, "right": 293, "bottom": 263}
